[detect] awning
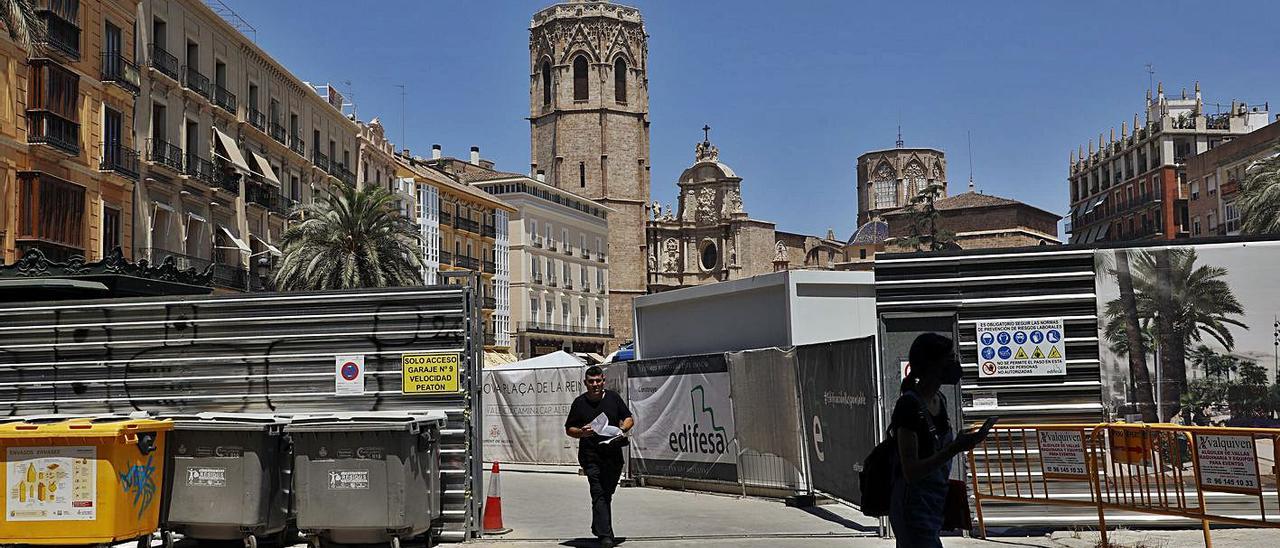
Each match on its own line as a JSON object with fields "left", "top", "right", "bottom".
{"left": 1094, "top": 222, "right": 1110, "bottom": 242}
{"left": 217, "top": 225, "right": 251, "bottom": 253}
{"left": 213, "top": 127, "right": 252, "bottom": 174}
{"left": 187, "top": 212, "right": 206, "bottom": 223}
{"left": 251, "top": 234, "right": 282, "bottom": 257}
{"left": 249, "top": 150, "right": 282, "bottom": 187}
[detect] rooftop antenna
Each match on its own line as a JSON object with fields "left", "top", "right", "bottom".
{"left": 341, "top": 79, "right": 357, "bottom": 120}
{"left": 396, "top": 84, "right": 407, "bottom": 148}
{"left": 203, "top": 0, "right": 256, "bottom": 42}
{"left": 895, "top": 110, "right": 904, "bottom": 148}
{"left": 967, "top": 130, "right": 975, "bottom": 192}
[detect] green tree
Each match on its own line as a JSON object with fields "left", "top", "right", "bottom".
{"left": 273, "top": 183, "right": 423, "bottom": 291}
{"left": 1104, "top": 248, "right": 1247, "bottom": 420}
{"left": 1238, "top": 359, "right": 1268, "bottom": 386}
{"left": 0, "top": 0, "right": 46, "bottom": 56}
{"left": 1238, "top": 150, "right": 1280, "bottom": 234}
{"left": 901, "top": 182, "right": 955, "bottom": 252}
{"left": 1102, "top": 248, "right": 1158, "bottom": 422}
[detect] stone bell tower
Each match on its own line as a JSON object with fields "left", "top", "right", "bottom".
{"left": 530, "top": 0, "right": 650, "bottom": 347}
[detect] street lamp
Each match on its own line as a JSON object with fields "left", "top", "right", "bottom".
{"left": 1272, "top": 316, "right": 1278, "bottom": 384}
{"left": 256, "top": 255, "right": 271, "bottom": 291}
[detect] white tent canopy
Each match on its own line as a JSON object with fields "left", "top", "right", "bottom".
{"left": 494, "top": 350, "right": 584, "bottom": 370}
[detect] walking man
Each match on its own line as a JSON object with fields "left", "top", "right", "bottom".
{"left": 564, "top": 365, "right": 633, "bottom": 548}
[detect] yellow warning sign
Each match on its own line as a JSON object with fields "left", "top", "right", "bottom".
{"left": 1014, "top": 347, "right": 1029, "bottom": 360}
{"left": 1031, "top": 346, "right": 1045, "bottom": 359}
{"left": 1047, "top": 346, "right": 1062, "bottom": 359}
{"left": 401, "top": 353, "right": 460, "bottom": 394}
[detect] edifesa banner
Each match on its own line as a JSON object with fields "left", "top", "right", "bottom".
{"left": 627, "top": 354, "right": 737, "bottom": 482}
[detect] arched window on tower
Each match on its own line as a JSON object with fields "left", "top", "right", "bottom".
{"left": 872, "top": 162, "right": 898, "bottom": 209}
{"left": 904, "top": 161, "right": 926, "bottom": 198}
{"left": 614, "top": 58, "right": 627, "bottom": 104}
{"left": 541, "top": 60, "right": 552, "bottom": 106}
{"left": 573, "top": 55, "right": 588, "bottom": 101}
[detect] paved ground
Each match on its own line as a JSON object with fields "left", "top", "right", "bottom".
{"left": 470, "top": 467, "right": 1277, "bottom": 548}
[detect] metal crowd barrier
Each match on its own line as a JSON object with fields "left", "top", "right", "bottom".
{"left": 968, "top": 423, "right": 1280, "bottom": 547}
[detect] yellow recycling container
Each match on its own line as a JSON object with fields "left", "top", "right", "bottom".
{"left": 0, "top": 417, "right": 172, "bottom": 546}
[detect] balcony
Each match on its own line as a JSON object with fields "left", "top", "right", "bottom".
{"left": 547, "top": 240, "right": 558, "bottom": 252}
{"left": 214, "top": 170, "right": 240, "bottom": 195}
{"left": 100, "top": 52, "right": 140, "bottom": 94}
{"left": 548, "top": 276, "right": 558, "bottom": 288}
{"left": 184, "top": 153, "right": 216, "bottom": 186}
{"left": 563, "top": 280, "right": 573, "bottom": 290}
{"left": 245, "top": 183, "right": 275, "bottom": 210}
{"left": 289, "top": 133, "right": 305, "bottom": 156}
{"left": 596, "top": 252, "right": 606, "bottom": 263}
{"left": 213, "top": 84, "right": 236, "bottom": 114}
{"left": 455, "top": 255, "right": 479, "bottom": 271}
{"left": 563, "top": 245, "right": 573, "bottom": 256}
{"left": 482, "top": 224, "right": 497, "bottom": 238}
{"left": 182, "top": 65, "right": 212, "bottom": 100}
{"left": 532, "top": 272, "right": 543, "bottom": 284}
{"left": 483, "top": 260, "right": 496, "bottom": 274}
{"left": 147, "top": 138, "right": 183, "bottom": 172}
{"left": 147, "top": 44, "right": 179, "bottom": 81}
{"left": 26, "top": 111, "right": 79, "bottom": 155}
{"left": 583, "top": 283, "right": 591, "bottom": 293}
{"left": 580, "top": 248, "right": 590, "bottom": 259}
{"left": 598, "top": 285, "right": 606, "bottom": 294}
{"left": 517, "top": 321, "right": 613, "bottom": 338}
{"left": 269, "top": 122, "right": 286, "bottom": 144}
{"left": 312, "top": 151, "right": 331, "bottom": 173}
{"left": 484, "top": 332, "right": 497, "bottom": 346}
{"left": 212, "top": 263, "right": 248, "bottom": 291}
{"left": 99, "top": 142, "right": 139, "bottom": 180}
{"left": 482, "top": 296, "right": 497, "bottom": 310}
{"left": 439, "top": 210, "right": 452, "bottom": 226}
{"left": 247, "top": 108, "right": 266, "bottom": 131}
{"left": 531, "top": 236, "right": 542, "bottom": 248}
{"left": 337, "top": 168, "right": 356, "bottom": 186}
{"left": 36, "top": 6, "right": 80, "bottom": 61}
{"left": 453, "top": 216, "right": 480, "bottom": 234}
{"left": 439, "top": 251, "right": 453, "bottom": 265}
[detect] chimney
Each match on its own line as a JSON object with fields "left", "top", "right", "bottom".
{"left": 536, "top": 170, "right": 546, "bottom": 183}
{"left": 470, "top": 146, "right": 480, "bottom": 165}
{"left": 431, "top": 144, "right": 442, "bottom": 160}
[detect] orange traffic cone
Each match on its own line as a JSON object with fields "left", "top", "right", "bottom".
{"left": 483, "top": 461, "right": 512, "bottom": 535}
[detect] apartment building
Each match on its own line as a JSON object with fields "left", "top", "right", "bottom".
{"left": 133, "top": 0, "right": 359, "bottom": 291}
{"left": 1186, "top": 118, "right": 1280, "bottom": 237}
{"left": 395, "top": 150, "right": 515, "bottom": 354}
{"left": 0, "top": 0, "right": 142, "bottom": 265}
{"left": 1067, "top": 83, "right": 1270, "bottom": 244}
{"left": 471, "top": 172, "right": 612, "bottom": 358}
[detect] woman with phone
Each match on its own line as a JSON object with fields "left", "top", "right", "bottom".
{"left": 890, "top": 333, "right": 995, "bottom": 547}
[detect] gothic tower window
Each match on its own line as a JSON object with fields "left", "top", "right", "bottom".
{"left": 572, "top": 55, "right": 588, "bottom": 101}
{"left": 541, "top": 60, "right": 552, "bottom": 106}
{"left": 614, "top": 58, "right": 627, "bottom": 104}
{"left": 904, "top": 161, "right": 926, "bottom": 198}
{"left": 872, "top": 162, "right": 897, "bottom": 209}
{"left": 579, "top": 161, "right": 586, "bottom": 187}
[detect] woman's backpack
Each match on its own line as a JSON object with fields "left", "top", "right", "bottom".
{"left": 859, "top": 436, "right": 897, "bottom": 517}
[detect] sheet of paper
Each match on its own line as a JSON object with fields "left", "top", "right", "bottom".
{"left": 598, "top": 424, "right": 622, "bottom": 437}
{"left": 589, "top": 412, "right": 609, "bottom": 433}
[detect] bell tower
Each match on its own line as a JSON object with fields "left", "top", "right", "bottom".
{"left": 530, "top": 0, "right": 650, "bottom": 347}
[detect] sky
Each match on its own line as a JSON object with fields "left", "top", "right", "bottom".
{"left": 225, "top": 0, "right": 1280, "bottom": 239}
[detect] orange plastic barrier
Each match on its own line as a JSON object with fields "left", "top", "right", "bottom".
{"left": 967, "top": 422, "right": 1280, "bottom": 548}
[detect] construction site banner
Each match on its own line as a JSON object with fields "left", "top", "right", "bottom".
{"left": 481, "top": 365, "right": 582, "bottom": 465}
{"left": 1096, "top": 241, "right": 1280, "bottom": 426}
{"left": 628, "top": 354, "right": 737, "bottom": 482}
{"left": 796, "top": 337, "right": 878, "bottom": 506}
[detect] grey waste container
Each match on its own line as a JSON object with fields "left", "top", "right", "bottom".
{"left": 287, "top": 411, "right": 446, "bottom": 548}
{"left": 159, "top": 413, "right": 292, "bottom": 548}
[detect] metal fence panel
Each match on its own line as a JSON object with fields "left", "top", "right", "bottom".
{"left": 0, "top": 286, "right": 483, "bottom": 542}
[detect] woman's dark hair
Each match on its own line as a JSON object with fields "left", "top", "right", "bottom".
{"left": 900, "top": 333, "right": 955, "bottom": 393}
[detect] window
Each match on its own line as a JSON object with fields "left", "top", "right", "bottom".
{"left": 151, "top": 103, "right": 166, "bottom": 141}
{"left": 903, "top": 161, "right": 926, "bottom": 198}
{"left": 581, "top": 265, "right": 588, "bottom": 287}
{"left": 1225, "top": 202, "right": 1240, "bottom": 233}
{"left": 290, "top": 175, "right": 300, "bottom": 202}
{"left": 563, "top": 261, "right": 571, "bottom": 283}
{"left": 1208, "top": 211, "right": 1217, "bottom": 231}
{"left": 153, "top": 18, "right": 166, "bottom": 49}
{"left": 545, "top": 299, "right": 553, "bottom": 323}
{"left": 579, "top": 302, "right": 587, "bottom": 327}
{"left": 860, "top": 249, "right": 867, "bottom": 260}
{"left": 614, "top": 58, "right": 627, "bottom": 104}
{"left": 269, "top": 98, "right": 280, "bottom": 126}
{"left": 102, "top": 205, "right": 121, "bottom": 255}
{"left": 541, "top": 60, "right": 552, "bottom": 106}
{"left": 572, "top": 55, "right": 588, "bottom": 101}
{"left": 530, "top": 219, "right": 538, "bottom": 241}
{"left": 186, "top": 41, "right": 198, "bottom": 73}
{"left": 562, "top": 301, "right": 570, "bottom": 325}
{"left": 596, "top": 237, "right": 602, "bottom": 257}
{"left": 103, "top": 107, "right": 123, "bottom": 166}
{"left": 872, "top": 163, "right": 896, "bottom": 209}
{"left": 28, "top": 61, "right": 81, "bottom": 153}
{"left": 562, "top": 229, "right": 568, "bottom": 250}
{"left": 531, "top": 297, "right": 539, "bottom": 322}
{"left": 1190, "top": 181, "right": 1199, "bottom": 200}
{"left": 214, "top": 60, "right": 226, "bottom": 89}
{"left": 17, "top": 173, "right": 86, "bottom": 260}
{"left": 596, "top": 305, "right": 603, "bottom": 328}
{"left": 581, "top": 234, "right": 588, "bottom": 253}
{"left": 579, "top": 161, "right": 586, "bottom": 187}
{"left": 546, "top": 223, "right": 553, "bottom": 245}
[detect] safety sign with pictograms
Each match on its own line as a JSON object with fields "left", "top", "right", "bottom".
{"left": 975, "top": 318, "right": 1067, "bottom": 378}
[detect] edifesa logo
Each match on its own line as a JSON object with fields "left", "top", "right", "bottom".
{"left": 667, "top": 385, "right": 728, "bottom": 455}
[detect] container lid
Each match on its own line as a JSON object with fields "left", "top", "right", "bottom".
{"left": 284, "top": 411, "right": 446, "bottom": 433}
{"left": 156, "top": 412, "right": 289, "bottom": 432}
{"left": 0, "top": 417, "right": 173, "bottom": 439}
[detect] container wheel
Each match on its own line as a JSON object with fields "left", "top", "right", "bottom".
{"left": 137, "top": 534, "right": 153, "bottom": 548}
{"left": 244, "top": 535, "right": 258, "bottom": 548}
{"left": 162, "top": 531, "right": 176, "bottom": 548}
{"left": 390, "top": 537, "right": 401, "bottom": 548}
{"left": 307, "top": 535, "right": 322, "bottom": 548}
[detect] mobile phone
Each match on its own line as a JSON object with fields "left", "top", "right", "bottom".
{"left": 978, "top": 416, "right": 999, "bottom": 435}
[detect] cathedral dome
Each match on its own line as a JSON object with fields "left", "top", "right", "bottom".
{"left": 849, "top": 219, "right": 889, "bottom": 245}
{"left": 678, "top": 137, "right": 738, "bottom": 184}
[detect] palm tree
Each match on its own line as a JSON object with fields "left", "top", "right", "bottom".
{"left": 273, "top": 182, "right": 423, "bottom": 291}
{"left": 0, "top": 0, "right": 46, "bottom": 56}
{"left": 1126, "top": 248, "right": 1246, "bottom": 420}
{"left": 1103, "top": 248, "right": 1158, "bottom": 422}
{"left": 1239, "top": 151, "right": 1280, "bottom": 234}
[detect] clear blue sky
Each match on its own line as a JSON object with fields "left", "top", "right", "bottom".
{"left": 227, "top": 0, "right": 1278, "bottom": 239}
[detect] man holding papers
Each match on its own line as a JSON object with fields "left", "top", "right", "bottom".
{"left": 564, "top": 365, "right": 634, "bottom": 548}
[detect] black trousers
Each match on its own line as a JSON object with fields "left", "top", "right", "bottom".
{"left": 580, "top": 452, "right": 624, "bottom": 539}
